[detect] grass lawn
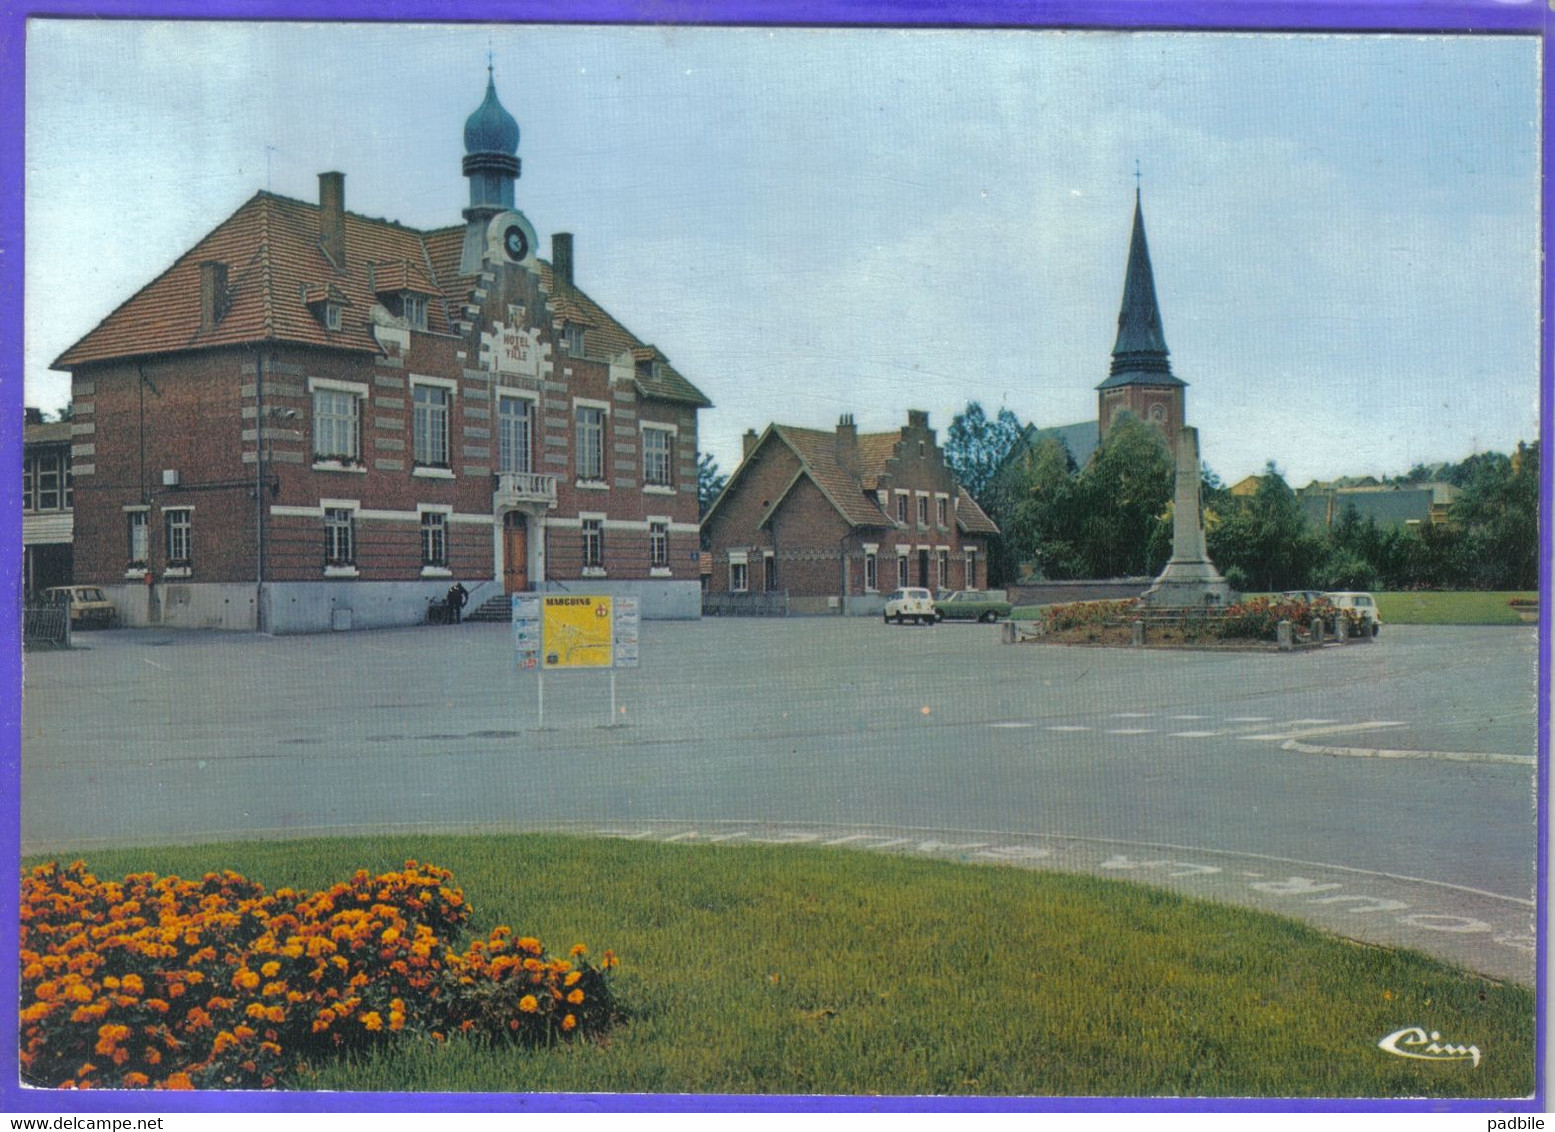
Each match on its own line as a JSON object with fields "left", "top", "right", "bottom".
{"left": 1011, "top": 592, "right": 1538, "bottom": 626}
{"left": 26, "top": 835, "right": 1535, "bottom": 1099}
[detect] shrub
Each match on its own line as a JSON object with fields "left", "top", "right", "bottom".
{"left": 18, "top": 860, "right": 619, "bottom": 1090}
{"left": 1041, "top": 599, "right": 1139, "bottom": 633}
{"left": 1219, "top": 596, "right": 1340, "bottom": 640}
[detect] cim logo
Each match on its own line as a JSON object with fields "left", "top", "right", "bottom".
{"left": 1377, "top": 1026, "right": 1481, "bottom": 1067}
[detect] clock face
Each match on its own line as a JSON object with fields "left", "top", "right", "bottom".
{"left": 503, "top": 224, "right": 529, "bottom": 262}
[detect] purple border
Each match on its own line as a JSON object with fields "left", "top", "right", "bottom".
{"left": 0, "top": 0, "right": 1545, "bottom": 1115}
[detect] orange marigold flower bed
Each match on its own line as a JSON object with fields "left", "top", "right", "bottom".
{"left": 19, "top": 860, "right": 621, "bottom": 1090}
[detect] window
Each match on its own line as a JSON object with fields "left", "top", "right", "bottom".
{"left": 965, "top": 548, "right": 977, "bottom": 587}
{"left": 896, "top": 494, "right": 908, "bottom": 524}
{"left": 582, "top": 518, "right": 603, "bottom": 568}
{"left": 64, "top": 457, "right": 72, "bottom": 509}
{"left": 576, "top": 407, "right": 605, "bottom": 481}
{"left": 421, "top": 512, "right": 448, "bottom": 568}
{"left": 498, "top": 395, "right": 533, "bottom": 474}
{"left": 897, "top": 554, "right": 909, "bottom": 588}
{"left": 325, "top": 304, "right": 342, "bottom": 331}
{"left": 413, "top": 384, "right": 450, "bottom": 468}
{"left": 562, "top": 324, "right": 586, "bottom": 358}
{"left": 404, "top": 294, "right": 428, "bottom": 331}
{"left": 36, "top": 455, "right": 60, "bottom": 511}
{"left": 917, "top": 495, "right": 928, "bottom": 527}
{"left": 313, "top": 389, "right": 361, "bottom": 463}
{"left": 937, "top": 549, "right": 949, "bottom": 590}
{"left": 324, "top": 508, "right": 355, "bottom": 566}
{"left": 764, "top": 553, "right": 777, "bottom": 592}
{"left": 649, "top": 521, "right": 668, "bottom": 568}
{"left": 642, "top": 427, "right": 673, "bottom": 487}
{"left": 730, "top": 560, "right": 748, "bottom": 593}
{"left": 127, "top": 511, "right": 148, "bottom": 567}
{"left": 937, "top": 497, "right": 948, "bottom": 527}
{"left": 21, "top": 460, "right": 32, "bottom": 512}
{"left": 864, "top": 550, "right": 878, "bottom": 592}
{"left": 164, "top": 509, "right": 192, "bottom": 567}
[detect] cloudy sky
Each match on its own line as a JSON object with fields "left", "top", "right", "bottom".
{"left": 25, "top": 21, "right": 1540, "bottom": 485}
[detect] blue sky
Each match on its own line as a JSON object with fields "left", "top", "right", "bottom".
{"left": 25, "top": 22, "right": 1540, "bottom": 485}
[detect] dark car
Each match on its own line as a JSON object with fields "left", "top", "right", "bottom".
{"left": 934, "top": 589, "right": 1013, "bottom": 623}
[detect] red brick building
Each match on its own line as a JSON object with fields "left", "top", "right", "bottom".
{"left": 700, "top": 411, "right": 998, "bottom": 615}
{"left": 22, "top": 411, "right": 75, "bottom": 597}
{"left": 52, "top": 72, "right": 710, "bottom": 632}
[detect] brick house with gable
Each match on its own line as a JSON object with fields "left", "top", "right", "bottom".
{"left": 700, "top": 410, "right": 998, "bottom": 615}
{"left": 52, "top": 70, "right": 710, "bottom": 632}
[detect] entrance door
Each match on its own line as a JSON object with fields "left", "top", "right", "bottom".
{"left": 918, "top": 549, "right": 930, "bottom": 588}
{"left": 503, "top": 512, "right": 529, "bottom": 593}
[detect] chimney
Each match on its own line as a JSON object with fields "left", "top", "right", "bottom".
{"left": 742, "top": 428, "right": 760, "bottom": 459}
{"left": 319, "top": 172, "right": 345, "bottom": 270}
{"left": 198, "top": 261, "right": 229, "bottom": 334}
{"left": 552, "top": 232, "right": 574, "bottom": 290}
{"left": 907, "top": 409, "right": 929, "bottom": 430}
{"left": 24, "top": 407, "right": 42, "bottom": 426}
{"left": 836, "top": 413, "right": 859, "bottom": 474}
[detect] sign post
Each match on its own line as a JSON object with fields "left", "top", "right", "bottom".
{"left": 514, "top": 593, "right": 640, "bottom": 729}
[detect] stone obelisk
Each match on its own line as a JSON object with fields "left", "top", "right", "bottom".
{"left": 1141, "top": 426, "right": 1235, "bottom": 607}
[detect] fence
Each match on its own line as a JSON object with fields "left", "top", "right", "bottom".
{"left": 23, "top": 605, "right": 70, "bottom": 649}
{"left": 702, "top": 590, "right": 789, "bottom": 617}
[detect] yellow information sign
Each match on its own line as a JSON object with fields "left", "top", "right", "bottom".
{"left": 541, "top": 595, "right": 614, "bottom": 669}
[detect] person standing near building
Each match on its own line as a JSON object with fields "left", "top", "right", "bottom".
{"left": 447, "top": 582, "right": 468, "bottom": 624}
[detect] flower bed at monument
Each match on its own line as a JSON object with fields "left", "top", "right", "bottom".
{"left": 1027, "top": 597, "right": 1359, "bottom": 648}
{"left": 18, "top": 860, "right": 621, "bottom": 1090}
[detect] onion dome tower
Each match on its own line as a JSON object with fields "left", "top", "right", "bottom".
{"left": 460, "top": 65, "right": 527, "bottom": 273}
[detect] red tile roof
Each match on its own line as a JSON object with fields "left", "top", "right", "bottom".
{"left": 955, "top": 489, "right": 1000, "bottom": 535}
{"left": 54, "top": 193, "right": 711, "bottom": 408}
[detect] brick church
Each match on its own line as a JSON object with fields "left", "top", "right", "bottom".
{"left": 53, "top": 70, "right": 710, "bottom": 632}
{"left": 1008, "top": 187, "right": 1187, "bottom": 471}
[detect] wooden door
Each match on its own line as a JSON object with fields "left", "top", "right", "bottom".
{"left": 503, "top": 512, "right": 529, "bottom": 593}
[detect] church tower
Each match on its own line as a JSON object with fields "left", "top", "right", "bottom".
{"left": 1095, "top": 187, "right": 1187, "bottom": 446}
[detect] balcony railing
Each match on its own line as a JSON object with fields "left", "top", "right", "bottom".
{"left": 495, "top": 471, "right": 559, "bottom": 508}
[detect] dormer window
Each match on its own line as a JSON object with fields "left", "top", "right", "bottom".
{"left": 404, "top": 293, "right": 428, "bottom": 331}
{"left": 562, "top": 323, "right": 585, "bottom": 358}
{"left": 325, "top": 303, "right": 342, "bottom": 331}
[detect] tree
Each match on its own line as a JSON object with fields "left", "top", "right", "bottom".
{"left": 944, "top": 402, "right": 1024, "bottom": 502}
{"left": 1008, "top": 417, "right": 1172, "bottom": 580}
{"left": 697, "top": 452, "right": 728, "bottom": 520}
{"left": 1450, "top": 441, "right": 1539, "bottom": 589}
{"left": 1206, "top": 462, "right": 1320, "bottom": 592}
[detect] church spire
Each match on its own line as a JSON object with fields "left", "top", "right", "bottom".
{"left": 1108, "top": 187, "right": 1172, "bottom": 379}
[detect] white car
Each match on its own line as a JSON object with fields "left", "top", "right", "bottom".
{"left": 1324, "top": 591, "right": 1382, "bottom": 637}
{"left": 884, "top": 587, "right": 937, "bottom": 625}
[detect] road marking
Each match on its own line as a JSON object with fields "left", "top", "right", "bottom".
{"left": 988, "top": 722, "right": 1036, "bottom": 729}
{"left": 1225, "top": 716, "right": 1271, "bottom": 722}
{"left": 1171, "top": 714, "right": 1210, "bottom": 720}
{"left": 141, "top": 657, "right": 167, "bottom": 670}
{"left": 1106, "top": 728, "right": 1155, "bottom": 735}
{"left": 1111, "top": 712, "right": 1154, "bottom": 718}
{"left": 1170, "top": 730, "right": 1221, "bottom": 738}
{"left": 1046, "top": 725, "right": 1090, "bottom": 732}
{"left": 1243, "top": 721, "right": 1408, "bottom": 742}
{"left": 1280, "top": 739, "right": 1536, "bottom": 767}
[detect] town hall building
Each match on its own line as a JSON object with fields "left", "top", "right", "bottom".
{"left": 53, "top": 70, "right": 710, "bottom": 632}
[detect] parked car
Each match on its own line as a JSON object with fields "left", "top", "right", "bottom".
{"left": 42, "top": 585, "right": 118, "bottom": 628}
{"left": 883, "top": 588, "right": 937, "bottom": 624}
{"left": 1280, "top": 590, "right": 1326, "bottom": 605}
{"left": 934, "top": 589, "right": 1013, "bottom": 623}
{"left": 1324, "top": 591, "right": 1382, "bottom": 637}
